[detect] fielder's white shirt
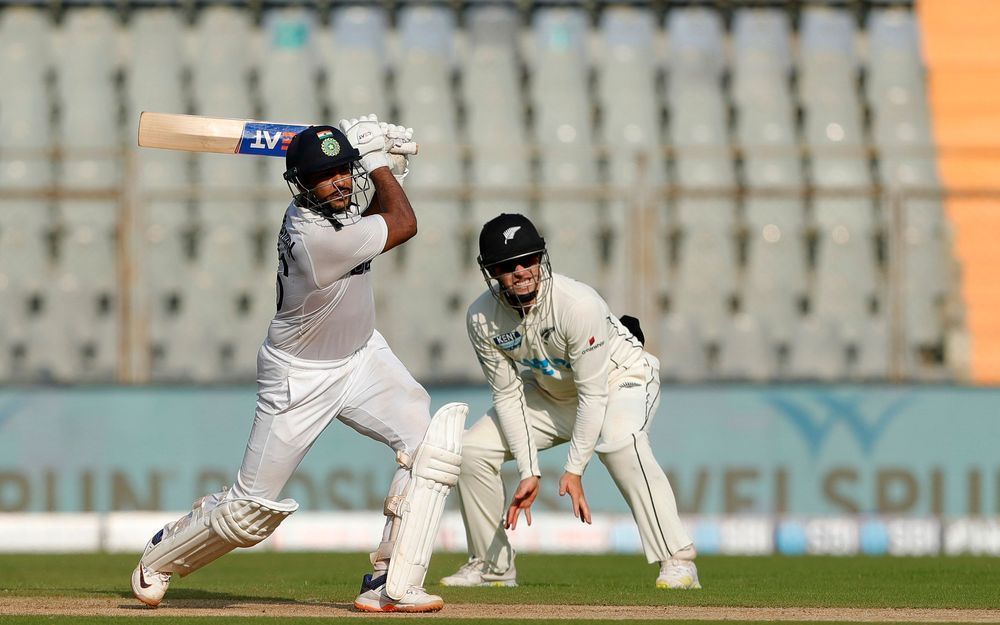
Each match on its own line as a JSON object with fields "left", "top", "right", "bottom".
{"left": 267, "top": 203, "right": 388, "bottom": 361}
{"left": 467, "top": 273, "right": 646, "bottom": 479}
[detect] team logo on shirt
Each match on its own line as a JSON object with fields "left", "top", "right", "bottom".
{"left": 541, "top": 326, "right": 555, "bottom": 342}
{"left": 492, "top": 330, "right": 523, "bottom": 351}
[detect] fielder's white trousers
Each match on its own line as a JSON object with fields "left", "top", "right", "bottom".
{"left": 230, "top": 330, "right": 431, "bottom": 527}
{"left": 457, "top": 353, "right": 693, "bottom": 569}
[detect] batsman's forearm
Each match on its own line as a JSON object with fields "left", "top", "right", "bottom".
{"left": 370, "top": 167, "right": 417, "bottom": 251}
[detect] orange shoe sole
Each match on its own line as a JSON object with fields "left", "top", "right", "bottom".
{"left": 353, "top": 600, "right": 444, "bottom": 613}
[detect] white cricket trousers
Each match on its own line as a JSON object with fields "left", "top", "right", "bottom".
{"left": 229, "top": 330, "right": 431, "bottom": 514}
{"left": 457, "top": 353, "right": 693, "bottom": 570}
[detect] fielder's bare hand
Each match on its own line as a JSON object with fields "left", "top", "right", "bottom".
{"left": 559, "top": 472, "right": 592, "bottom": 524}
{"left": 504, "top": 476, "right": 540, "bottom": 530}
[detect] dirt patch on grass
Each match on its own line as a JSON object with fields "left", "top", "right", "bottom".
{"left": 1, "top": 598, "right": 999, "bottom": 622}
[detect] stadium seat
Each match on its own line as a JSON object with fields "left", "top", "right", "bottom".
{"left": 811, "top": 213, "right": 880, "bottom": 340}
{"left": 0, "top": 202, "right": 60, "bottom": 381}
{"left": 852, "top": 315, "right": 891, "bottom": 381}
{"left": 732, "top": 8, "right": 792, "bottom": 75}
{"left": 669, "top": 225, "right": 737, "bottom": 341}
{"left": 259, "top": 7, "right": 322, "bottom": 182}
{"left": 735, "top": 94, "right": 803, "bottom": 189}
{"left": 56, "top": 8, "right": 120, "bottom": 190}
{"left": 741, "top": 211, "right": 807, "bottom": 343}
{"left": 529, "top": 8, "right": 600, "bottom": 286}
{"left": 327, "top": 5, "right": 389, "bottom": 120}
{"left": 192, "top": 6, "right": 255, "bottom": 120}
{"left": 716, "top": 313, "right": 778, "bottom": 381}
{"left": 799, "top": 6, "right": 858, "bottom": 72}
{"left": 657, "top": 313, "right": 709, "bottom": 382}
{"left": 51, "top": 201, "right": 120, "bottom": 382}
{"left": 396, "top": 5, "right": 457, "bottom": 143}
{"left": 786, "top": 316, "right": 847, "bottom": 381}
{"left": 900, "top": 218, "right": 950, "bottom": 346}
{"left": 0, "top": 7, "right": 54, "bottom": 192}
{"left": 597, "top": 6, "right": 664, "bottom": 188}
{"left": 665, "top": 7, "right": 725, "bottom": 79}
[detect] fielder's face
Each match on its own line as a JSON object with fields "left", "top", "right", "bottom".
{"left": 491, "top": 254, "right": 543, "bottom": 304}
{"left": 303, "top": 164, "right": 354, "bottom": 212}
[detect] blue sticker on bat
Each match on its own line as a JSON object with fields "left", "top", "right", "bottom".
{"left": 237, "top": 122, "right": 309, "bottom": 156}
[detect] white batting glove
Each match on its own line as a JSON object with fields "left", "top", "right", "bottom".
{"left": 380, "top": 122, "right": 417, "bottom": 155}
{"left": 379, "top": 122, "right": 415, "bottom": 180}
{"left": 337, "top": 114, "right": 390, "bottom": 173}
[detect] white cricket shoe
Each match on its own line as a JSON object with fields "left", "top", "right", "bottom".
{"left": 131, "top": 563, "right": 172, "bottom": 606}
{"left": 656, "top": 559, "right": 701, "bottom": 589}
{"left": 353, "top": 573, "right": 444, "bottom": 613}
{"left": 131, "top": 528, "right": 172, "bottom": 607}
{"left": 440, "top": 557, "right": 518, "bottom": 587}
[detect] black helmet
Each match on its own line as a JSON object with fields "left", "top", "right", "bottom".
{"left": 477, "top": 213, "right": 551, "bottom": 312}
{"left": 477, "top": 213, "right": 547, "bottom": 271}
{"left": 284, "top": 125, "right": 359, "bottom": 180}
{"left": 283, "top": 125, "right": 371, "bottom": 226}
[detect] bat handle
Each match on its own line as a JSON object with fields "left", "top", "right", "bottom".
{"left": 388, "top": 142, "right": 419, "bottom": 156}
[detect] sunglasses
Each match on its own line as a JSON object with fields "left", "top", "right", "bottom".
{"left": 488, "top": 254, "right": 542, "bottom": 277}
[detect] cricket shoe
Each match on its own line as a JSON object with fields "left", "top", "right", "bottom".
{"left": 131, "top": 528, "right": 172, "bottom": 607}
{"left": 439, "top": 557, "right": 518, "bottom": 587}
{"left": 353, "top": 573, "right": 444, "bottom": 613}
{"left": 656, "top": 559, "right": 701, "bottom": 590}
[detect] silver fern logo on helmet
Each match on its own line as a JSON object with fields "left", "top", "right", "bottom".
{"left": 502, "top": 226, "right": 521, "bottom": 244}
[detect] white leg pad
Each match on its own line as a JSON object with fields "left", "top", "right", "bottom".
{"left": 385, "top": 402, "right": 467, "bottom": 600}
{"left": 143, "top": 489, "right": 298, "bottom": 577}
{"left": 598, "top": 432, "right": 693, "bottom": 563}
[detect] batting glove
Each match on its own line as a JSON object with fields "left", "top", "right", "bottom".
{"left": 380, "top": 122, "right": 415, "bottom": 180}
{"left": 381, "top": 122, "right": 417, "bottom": 155}
{"left": 337, "top": 114, "right": 390, "bottom": 173}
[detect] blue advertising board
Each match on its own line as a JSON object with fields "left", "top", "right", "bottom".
{"left": 0, "top": 385, "right": 996, "bottom": 516}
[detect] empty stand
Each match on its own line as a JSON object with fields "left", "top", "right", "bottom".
{"left": 0, "top": 2, "right": 963, "bottom": 384}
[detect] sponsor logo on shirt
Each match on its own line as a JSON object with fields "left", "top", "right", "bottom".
{"left": 492, "top": 331, "right": 523, "bottom": 351}
{"left": 541, "top": 326, "right": 556, "bottom": 342}
{"left": 519, "top": 357, "right": 572, "bottom": 376}
{"left": 619, "top": 381, "right": 641, "bottom": 389}
{"left": 581, "top": 338, "right": 605, "bottom": 354}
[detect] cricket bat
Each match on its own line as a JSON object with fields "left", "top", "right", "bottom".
{"left": 137, "top": 112, "right": 417, "bottom": 157}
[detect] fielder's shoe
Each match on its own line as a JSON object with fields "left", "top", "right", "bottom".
{"left": 656, "top": 559, "right": 701, "bottom": 590}
{"left": 131, "top": 528, "right": 172, "bottom": 607}
{"left": 439, "top": 557, "right": 518, "bottom": 587}
{"left": 353, "top": 573, "right": 444, "bottom": 613}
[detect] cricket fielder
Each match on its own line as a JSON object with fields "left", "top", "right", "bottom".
{"left": 440, "top": 213, "right": 699, "bottom": 590}
{"left": 130, "top": 116, "right": 466, "bottom": 612}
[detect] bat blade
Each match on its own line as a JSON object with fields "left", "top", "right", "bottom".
{"left": 138, "top": 112, "right": 307, "bottom": 156}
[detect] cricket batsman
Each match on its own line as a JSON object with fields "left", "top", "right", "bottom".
{"left": 440, "top": 213, "right": 700, "bottom": 590}
{"left": 129, "top": 116, "right": 466, "bottom": 612}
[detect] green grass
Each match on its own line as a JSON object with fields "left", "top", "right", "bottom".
{"left": 1, "top": 552, "right": 999, "bottom": 609}
{"left": 0, "top": 621, "right": 975, "bottom": 625}
{"left": 0, "top": 621, "right": 960, "bottom": 625}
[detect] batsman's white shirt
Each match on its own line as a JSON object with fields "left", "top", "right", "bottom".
{"left": 467, "top": 273, "right": 647, "bottom": 478}
{"left": 232, "top": 204, "right": 431, "bottom": 502}
{"left": 268, "top": 203, "right": 385, "bottom": 361}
